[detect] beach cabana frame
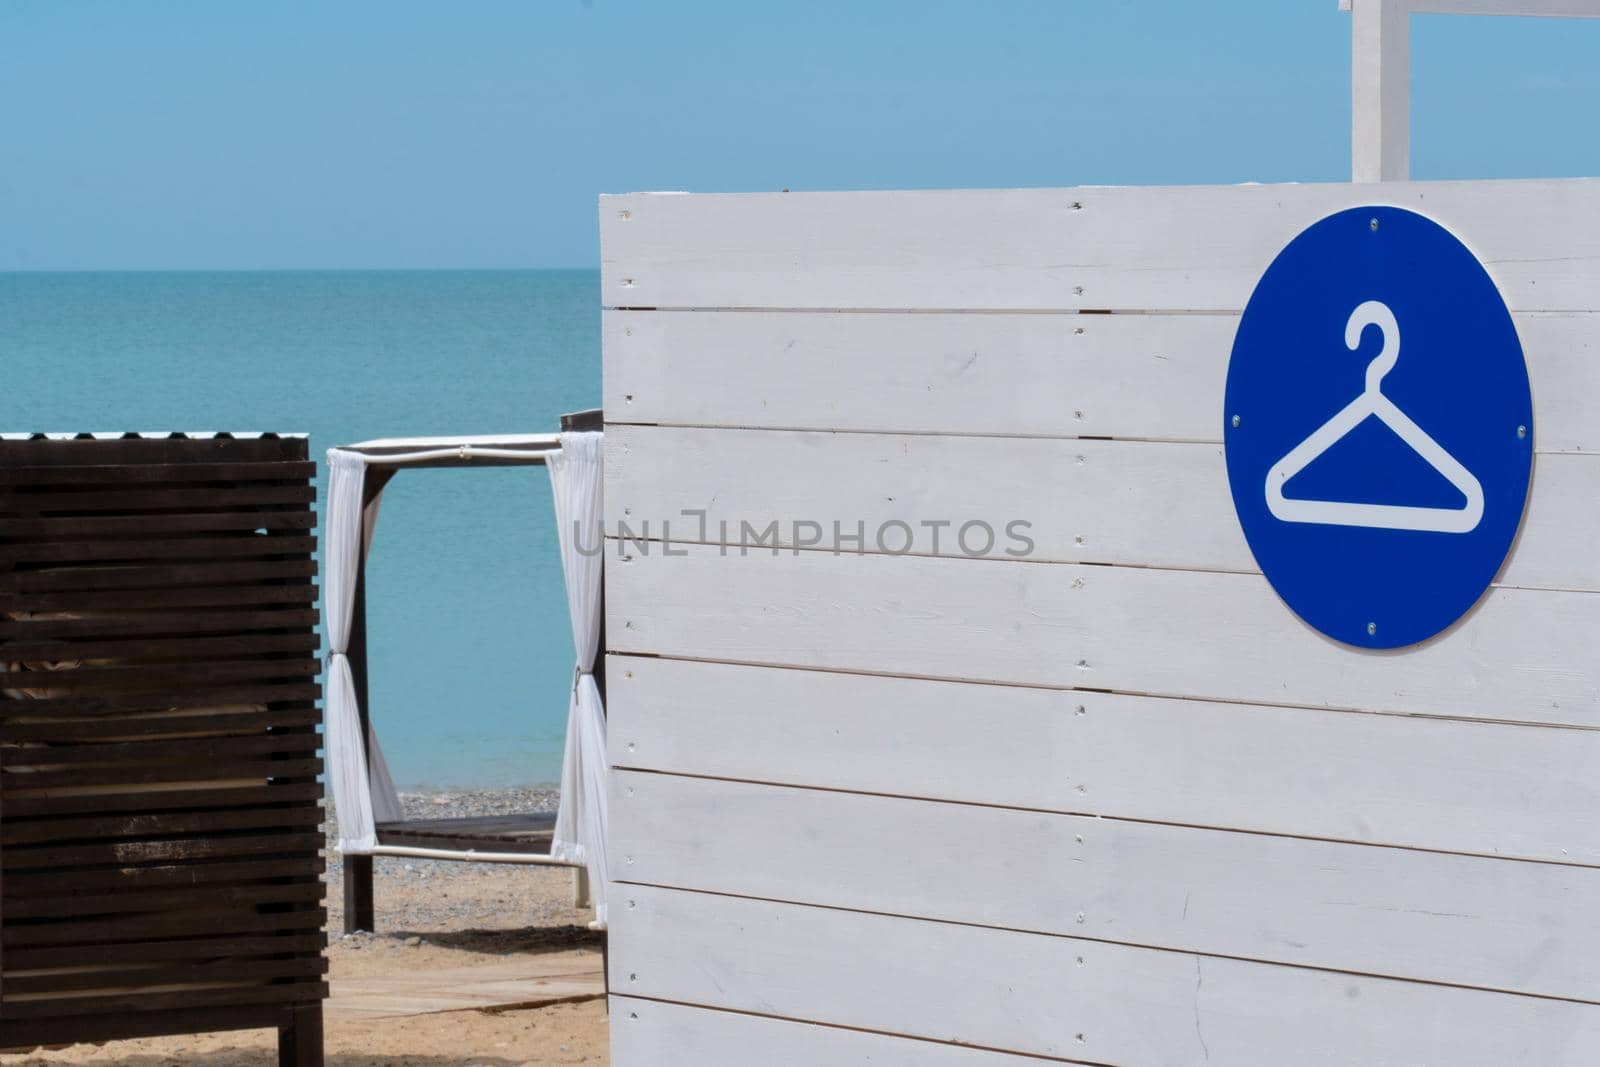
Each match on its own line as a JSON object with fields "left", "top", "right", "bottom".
{"left": 324, "top": 409, "right": 607, "bottom": 935}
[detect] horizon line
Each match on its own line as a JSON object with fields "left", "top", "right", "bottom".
{"left": 0, "top": 265, "right": 601, "bottom": 275}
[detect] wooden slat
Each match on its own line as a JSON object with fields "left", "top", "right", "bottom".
{"left": 0, "top": 535, "right": 318, "bottom": 565}
{"left": 613, "top": 884, "right": 1600, "bottom": 1066}
{"left": 1, "top": 831, "right": 325, "bottom": 873}
{"left": 0, "top": 583, "right": 314, "bottom": 613}
{"left": 616, "top": 771, "right": 1600, "bottom": 1001}
{"left": 0, "top": 729, "right": 320, "bottom": 768}
{"left": 374, "top": 813, "right": 557, "bottom": 854}
{"left": 0, "top": 460, "right": 316, "bottom": 486}
{"left": 1, "top": 683, "right": 320, "bottom": 718}
{"left": 0, "top": 439, "right": 305, "bottom": 468}
{"left": 0, "top": 631, "right": 319, "bottom": 665}
{"left": 0, "top": 1003, "right": 298, "bottom": 1048}
{"left": 611, "top": 998, "right": 1087, "bottom": 1066}
{"left": 2, "top": 905, "right": 326, "bottom": 947}
{"left": 2, "top": 932, "right": 324, "bottom": 971}
{"left": 0, "top": 608, "right": 319, "bottom": 639}
{"left": 0, "top": 782, "right": 323, "bottom": 817}
{"left": 607, "top": 426, "right": 1600, "bottom": 592}
{"left": 609, "top": 657, "right": 1600, "bottom": 866}
{"left": 0, "top": 485, "right": 316, "bottom": 514}
{"left": 3, "top": 956, "right": 328, "bottom": 996}
{"left": 4, "top": 881, "right": 323, "bottom": 920}
{"left": 4, "top": 560, "right": 318, "bottom": 594}
{"left": 605, "top": 309, "right": 1600, "bottom": 453}
{"left": 2, "top": 802, "right": 322, "bottom": 846}
{"left": 601, "top": 179, "right": 1600, "bottom": 312}
{"left": 0, "top": 511, "right": 314, "bottom": 538}
{"left": 0, "top": 710, "right": 322, "bottom": 749}
{"left": 0, "top": 755, "right": 321, "bottom": 793}
{"left": 607, "top": 544, "right": 1600, "bottom": 727}
{"left": 3, "top": 856, "right": 324, "bottom": 898}
{"left": 0, "top": 980, "right": 326, "bottom": 1019}
{"left": 0, "top": 658, "right": 319, "bottom": 696}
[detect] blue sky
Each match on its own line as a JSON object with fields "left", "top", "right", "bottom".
{"left": 2, "top": 1, "right": 1597, "bottom": 271}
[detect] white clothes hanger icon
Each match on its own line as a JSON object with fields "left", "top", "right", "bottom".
{"left": 1263, "top": 300, "right": 1484, "bottom": 534}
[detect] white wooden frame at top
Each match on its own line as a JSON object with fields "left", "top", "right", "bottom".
{"left": 1342, "top": 0, "right": 1600, "bottom": 182}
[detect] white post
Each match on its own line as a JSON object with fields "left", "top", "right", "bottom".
{"left": 1343, "top": 0, "right": 1600, "bottom": 183}
{"left": 1351, "top": 0, "right": 1411, "bottom": 182}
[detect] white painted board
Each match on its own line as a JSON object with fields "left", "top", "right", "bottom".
{"left": 601, "top": 180, "right": 1600, "bottom": 312}
{"left": 611, "top": 998, "right": 1071, "bottom": 1066}
{"left": 613, "top": 884, "right": 1600, "bottom": 1066}
{"left": 605, "top": 544, "right": 1600, "bottom": 726}
{"left": 604, "top": 309, "right": 1600, "bottom": 453}
{"left": 608, "top": 656, "right": 1600, "bottom": 866}
{"left": 612, "top": 770, "right": 1600, "bottom": 1001}
{"left": 606, "top": 425, "right": 1600, "bottom": 591}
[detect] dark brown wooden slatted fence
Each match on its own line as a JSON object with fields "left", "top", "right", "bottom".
{"left": 0, "top": 435, "right": 325, "bottom": 1063}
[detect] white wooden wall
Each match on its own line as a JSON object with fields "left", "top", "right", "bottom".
{"left": 601, "top": 178, "right": 1600, "bottom": 1066}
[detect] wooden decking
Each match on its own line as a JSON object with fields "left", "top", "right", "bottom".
{"left": 375, "top": 812, "right": 558, "bottom": 854}
{"left": 328, "top": 953, "right": 603, "bottom": 1020}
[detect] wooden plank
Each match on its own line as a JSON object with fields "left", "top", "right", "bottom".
{"left": 2, "top": 932, "right": 325, "bottom": 970}
{"left": 606, "top": 544, "right": 1600, "bottom": 727}
{"left": 0, "top": 658, "right": 319, "bottom": 696}
{"left": 2, "top": 802, "right": 323, "bottom": 846}
{"left": 600, "top": 179, "right": 1600, "bottom": 312}
{"left": 5, "top": 560, "right": 318, "bottom": 593}
{"left": 607, "top": 426, "right": 1600, "bottom": 591}
{"left": 604, "top": 309, "right": 1600, "bottom": 453}
{"left": 0, "top": 535, "right": 318, "bottom": 565}
{"left": 0, "top": 980, "right": 325, "bottom": 1019}
{"left": 0, "top": 438, "right": 305, "bottom": 468}
{"left": 0, "top": 830, "right": 326, "bottom": 873}
{"left": 609, "top": 657, "right": 1600, "bottom": 865}
{"left": 0, "top": 583, "right": 315, "bottom": 613}
{"left": 2, "top": 905, "right": 326, "bottom": 946}
{"left": 4, "top": 881, "right": 324, "bottom": 920}
{"left": 3, "top": 857, "right": 325, "bottom": 897}
{"left": 613, "top": 884, "right": 1600, "bottom": 1066}
{"left": 374, "top": 818, "right": 554, "bottom": 855}
{"left": 0, "top": 729, "right": 321, "bottom": 768}
{"left": 0, "top": 631, "right": 320, "bottom": 666}
{"left": 3, "top": 956, "right": 328, "bottom": 996}
{"left": 0, "top": 485, "right": 316, "bottom": 514}
{"left": 611, "top": 998, "right": 1084, "bottom": 1066}
{"left": 376, "top": 813, "right": 556, "bottom": 838}
{"left": 615, "top": 771, "right": 1600, "bottom": 1001}
{"left": 0, "top": 608, "right": 319, "bottom": 639}
{"left": 0, "top": 1003, "right": 298, "bottom": 1049}
{"left": 0, "top": 511, "right": 314, "bottom": 537}
{"left": 0, "top": 781, "right": 324, "bottom": 817}
{"left": 0, "top": 460, "right": 316, "bottom": 486}
{"left": 2, "top": 683, "right": 320, "bottom": 718}
{"left": 0, "top": 754, "right": 321, "bottom": 792}
{"left": 328, "top": 956, "right": 603, "bottom": 1020}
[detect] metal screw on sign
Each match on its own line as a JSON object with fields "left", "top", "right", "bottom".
{"left": 1517, "top": 425, "right": 1527, "bottom": 439}
{"left": 1370, "top": 217, "right": 1379, "bottom": 232}
{"left": 1232, "top": 414, "right": 1241, "bottom": 428}
{"left": 1367, "top": 622, "right": 1377, "bottom": 636}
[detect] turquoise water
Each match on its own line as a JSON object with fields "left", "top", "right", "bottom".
{"left": 0, "top": 270, "right": 600, "bottom": 789}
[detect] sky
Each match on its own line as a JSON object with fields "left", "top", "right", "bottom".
{"left": 2, "top": 0, "right": 1598, "bottom": 271}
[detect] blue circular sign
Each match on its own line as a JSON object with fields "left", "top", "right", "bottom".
{"left": 1224, "top": 206, "right": 1533, "bottom": 649}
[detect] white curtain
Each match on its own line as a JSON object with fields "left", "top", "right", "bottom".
{"left": 547, "top": 431, "right": 609, "bottom": 927}
{"left": 325, "top": 449, "right": 403, "bottom": 852}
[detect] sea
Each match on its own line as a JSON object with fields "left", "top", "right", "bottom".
{"left": 0, "top": 270, "right": 601, "bottom": 790}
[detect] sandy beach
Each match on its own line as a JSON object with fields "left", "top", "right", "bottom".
{"left": 3, "top": 790, "right": 610, "bottom": 1067}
